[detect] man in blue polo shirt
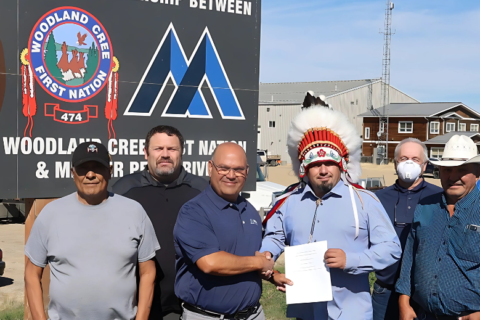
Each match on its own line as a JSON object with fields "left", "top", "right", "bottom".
{"left": 174, "top": 142, "right": 273, "bottom": 320}
{"left": 372, "top": 138, "right": 442, "bottom": 320}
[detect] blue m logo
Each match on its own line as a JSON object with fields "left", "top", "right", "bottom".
{"left": 124, "top": 24, "right": 244, "bottom": 120}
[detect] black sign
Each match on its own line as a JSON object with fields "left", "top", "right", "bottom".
{"left": 0, "top": 0, "right": 261, "bottom": 198}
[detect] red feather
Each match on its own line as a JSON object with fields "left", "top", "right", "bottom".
{"left": 22, "top": 65, "right": 29, "bottom": 117}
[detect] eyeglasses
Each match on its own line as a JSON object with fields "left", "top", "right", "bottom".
{"left": 211, "top": 161, "right": 248, "bottom": 178}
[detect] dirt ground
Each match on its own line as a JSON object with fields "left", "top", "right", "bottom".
{"left": 0, "top": 223, "right": 25, "bottom": 307}
{"left": 0, "top": 162, "right": 441, "bottom": 306}
{"left": 265, "top": 162, "right": 442, "bottom": 188}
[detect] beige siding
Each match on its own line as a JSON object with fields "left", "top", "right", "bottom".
{"left": 258, "top": 104, "right": 302, "bottom": 162}
{"left": 326, "top": 82, "right": 418, "bottom": 133}
{"left": 258, "top": 83, "right": 418, "bottom": 163}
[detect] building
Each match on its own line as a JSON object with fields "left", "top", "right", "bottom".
{"left": 258, "top": 79, "right": 418, "bottom": 162}
{"left": 359, "top": 102, "right": 480, "bottom": 159}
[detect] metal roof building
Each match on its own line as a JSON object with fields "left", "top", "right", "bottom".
{"left": 258, "top": 79, "right": 418, "bottom": 163}
{"left": 424, "top": 131, "right": 480, "bottom": 144}
{"left": 357, "top": 102, "right": 480, "bottom": 118}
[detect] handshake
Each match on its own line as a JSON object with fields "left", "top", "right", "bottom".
{"left": 255, "top": 251, "right": 275, "bottom": 277}
{"left": 254, "top": 251, "right": 293, "bottom": 293}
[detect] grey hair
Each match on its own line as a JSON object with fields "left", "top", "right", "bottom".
{"left": 394, "top": 138, "right": 428, "bottom": 162}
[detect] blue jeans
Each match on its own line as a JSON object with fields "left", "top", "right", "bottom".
{"left": 372, "top": 282, "right": 399, "bottom": 320}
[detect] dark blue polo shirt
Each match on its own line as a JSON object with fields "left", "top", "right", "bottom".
{"left": 375, "top": 179, "right": 442, "bottom": 285}
{"left": 173, "top": 185, "right": 263, "bottom": 314}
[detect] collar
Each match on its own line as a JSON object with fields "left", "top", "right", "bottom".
{"left": 303, "top": 179, "right": 345, "bottom": 200}
{"left": 142, "top": 166, "right": 188, "bottom": 188}
{"left": 205, "top": 184, "right": 246, "bottom": 211}
{"left": 394, "top": 178, "right": 427, "bottom": 193}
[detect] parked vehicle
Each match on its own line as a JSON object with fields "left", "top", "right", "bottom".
{"left": 257, "top": 149, "right": 281, "bottom": 167}
{"left": 242, "top": 164, "right": 286, "bottom": 216}
{"left": 358, "top": 176, "right": 386, "bottom": 192}
{"left": 425, "top": 158, "right": 440, "bottom": 179}
{"left": 0, "top": 248, "right": 5, "bottom": 276}
{"left": 256, "top": 150, "right": 267, "bottom": 166}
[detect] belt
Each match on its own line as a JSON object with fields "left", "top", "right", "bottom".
{"left": 374, "top": 279, "right": 395, "bottom": 291}
{"left": 182, "top": 302, "right": 260, "bottom": 319}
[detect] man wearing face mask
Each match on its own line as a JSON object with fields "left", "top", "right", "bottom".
{"left": 372, "top": 138, "right": 442, "bottom": 320}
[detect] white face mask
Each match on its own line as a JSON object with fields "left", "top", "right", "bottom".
{"left": 397, "top": 160, "right": 422, "bottom": 183}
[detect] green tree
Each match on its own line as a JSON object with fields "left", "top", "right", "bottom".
{"left": 84, "top": 42, "right": 99, "bottom": 83}
{"left": 44, "top": 32, "right": 64, "bottom": 83}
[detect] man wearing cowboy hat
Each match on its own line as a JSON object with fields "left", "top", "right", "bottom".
{"left": 260, "top": 93, "right": 401, "bottom": 320}
{"left": 397, "top": 135, "right": 480, "bottom": 320}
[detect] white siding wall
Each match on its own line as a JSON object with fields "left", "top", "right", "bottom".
{"left": 326, "top": 82, "right": 418, "bottom": 134}
{"left": 258, "top": 104, "right": 302, "bottom": 162}
{"left": 258, "top": 83, "right": 418, "bottom": 163}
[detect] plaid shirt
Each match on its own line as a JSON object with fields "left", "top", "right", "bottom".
{"left": 396, "top": 185, "right": 480, "bottom": 316}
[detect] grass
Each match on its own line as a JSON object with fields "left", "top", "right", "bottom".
{"left": 0, "top": 298, "right": 24, "bottom": 320}
{"left": 0, "top": 272, "right": 376, "bottom": 320}
{"left": 260, "top": 266, "right": 291, "bottom": 320}
{"left": 260, "top": 268, "right": 377, "bottom": 320}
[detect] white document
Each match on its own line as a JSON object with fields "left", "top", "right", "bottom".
{"left": 284, "top": 241, "right": 333, "bottom": 304}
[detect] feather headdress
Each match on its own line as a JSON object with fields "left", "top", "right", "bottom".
{"left": 287, "top": 93, "right": 362, "bottom": 183}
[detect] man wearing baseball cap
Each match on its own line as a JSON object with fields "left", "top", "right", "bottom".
{"left": 25, "top": 142, "right": 160, "bottom": 320}
{"left": 397, "top": 135, "right": 480, "bottom": 320}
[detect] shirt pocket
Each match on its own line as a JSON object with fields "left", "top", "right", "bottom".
{"left": 456, "top": 226, "right": 480, "bottom": 265}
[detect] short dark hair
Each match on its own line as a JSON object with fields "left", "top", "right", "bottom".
{"left": 145, "top": 125, "right": 184, "bottom": 155}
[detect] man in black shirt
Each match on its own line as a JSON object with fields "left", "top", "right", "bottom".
{"left": 113, "top": 125, "right": 208, "bottom": 320}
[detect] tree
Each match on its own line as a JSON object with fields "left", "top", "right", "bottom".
{"left": 44, "top": 32, "right": 64, "bottom": 84}
{"left": 84, "top": 42, "right": 99, "bottom": 83}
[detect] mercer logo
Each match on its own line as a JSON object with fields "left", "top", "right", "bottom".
{"left": 124, "top": 24, "right": 244, "bottom": 120}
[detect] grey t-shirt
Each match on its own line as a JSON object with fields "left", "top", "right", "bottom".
{"left": 25, "top": 192, "right": 160, "bottom": 320}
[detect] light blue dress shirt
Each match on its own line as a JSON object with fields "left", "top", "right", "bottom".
{"left": 261, "top": 179, "right": 401, "bottom": 320}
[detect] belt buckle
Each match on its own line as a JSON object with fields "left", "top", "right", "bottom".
{"left": 234, "top": 311, "right": 248, "bottom": 320}
{"left": 236, "top": 305, "right": 258, "bottom": 320}
{"left": 233, "top": 307, "right": 254, "bottom": 320}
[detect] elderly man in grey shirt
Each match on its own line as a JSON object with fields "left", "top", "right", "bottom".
{"left": 25, "top": 142, "right": 160, "bottom": 320}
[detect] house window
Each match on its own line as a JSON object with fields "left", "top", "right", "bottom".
{"left": 267, "top": 108, "right": 270, "bottom": 112}
{"left": 430, "top": 122, "right": 440, "bottom": 134}
{"left": 459, "top": 123, "right": 466, "bottom": 131}
{"left": 471, "top": 124, "right": 479, "bottom": 132}
{"left": 268, "top": 121, "right": 275, "bottom": 128}
{"left": 365, "top": 127, "right": 370, "bottom": 139}
{"left": 446, "top": 123, "right": 455, "bottom": 132}
{"left": 398, "top": 121, "right": 413, "bottom": 133}
{"left": 431, "top": 147, "right": 444, "bottom": 159}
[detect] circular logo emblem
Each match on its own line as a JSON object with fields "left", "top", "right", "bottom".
{"left": 28, "top": 7, "right": 113, "bottom": 103}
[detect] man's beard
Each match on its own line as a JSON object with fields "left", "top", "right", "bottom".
{"left": 155, "top": 167, "right": 175, "bottom": 176}
{"left": 313, "top": 181, "right": 334, "bottom": 194}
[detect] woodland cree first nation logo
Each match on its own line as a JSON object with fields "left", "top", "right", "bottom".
{"left": 20, "top": 7, "right": 119, "bottom": 140}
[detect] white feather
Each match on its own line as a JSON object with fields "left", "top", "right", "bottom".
{"left": 287, "top": 107, "right": 362, "bottom": 182}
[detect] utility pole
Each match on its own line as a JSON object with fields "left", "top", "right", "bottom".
{"left": 378, "top": 1, "right": 394, "bottom": 164}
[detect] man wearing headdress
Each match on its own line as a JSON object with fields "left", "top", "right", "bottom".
{"left": 260, "top": 93, "right": 401, "bottom": 320}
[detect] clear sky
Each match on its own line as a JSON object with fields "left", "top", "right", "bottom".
{"left": 260, "top": 0, "right": 480, "bottom": 111}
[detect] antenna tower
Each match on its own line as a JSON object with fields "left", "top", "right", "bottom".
{"left": 378, "top": 1, "right": 394, "bottom": 164}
